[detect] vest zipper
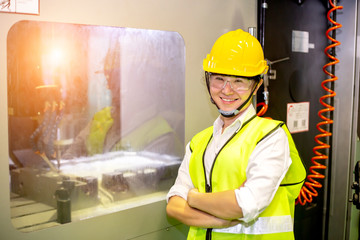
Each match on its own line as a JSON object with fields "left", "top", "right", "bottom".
{"left": 207, "top": 115, "right": 256, "bottom": 193}
{"left": 206, "top": 228, "right": 212, "bottom": 240}
{"left": 202, "top": 115, "right": 257, "bottom": 240}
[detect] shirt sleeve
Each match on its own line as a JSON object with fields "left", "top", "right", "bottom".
{"left": 166, "top": 142, "right": 194, "bottom": 202}
{"left": 235, "top": 127, "right": 292, "bottom": 223}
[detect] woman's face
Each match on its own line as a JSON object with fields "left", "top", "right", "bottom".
{"left": 209, "top": 74, "right": 262, "bottom": 115}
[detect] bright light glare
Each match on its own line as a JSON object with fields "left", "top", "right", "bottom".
{"left": 50, "top": 48, "right": 63, "bottom": 66}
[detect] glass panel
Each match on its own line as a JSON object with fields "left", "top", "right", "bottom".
{"left": 7, "top": 20, "right": 185, "bottom": 232}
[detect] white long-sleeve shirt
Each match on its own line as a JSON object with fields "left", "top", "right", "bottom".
{"left": 166, "top": 105, "right": 292, "bottom": 223}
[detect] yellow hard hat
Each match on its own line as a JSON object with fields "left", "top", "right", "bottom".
{"left": 203, "top": 29, "right": 268, "bottom": 77}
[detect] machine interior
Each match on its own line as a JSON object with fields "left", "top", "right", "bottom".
{"left": 7, "top": 20, "right": 185, "bottom": 232}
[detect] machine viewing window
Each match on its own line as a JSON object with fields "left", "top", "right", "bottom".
{"left": 7, "top": 20, "right": 185, "bottom": 232}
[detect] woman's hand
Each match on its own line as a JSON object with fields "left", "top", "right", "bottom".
{"left": 167, "top": 195, "right": 241, "bottom": 229}
{"left": 187, "top": 188, "right": 199, "bottom": 207}
{"left": 186, "top": 187, "right": 244, "bottom": 220}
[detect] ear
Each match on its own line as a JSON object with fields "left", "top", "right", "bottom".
{"left": 253, "top": 79, "right": 263, "bottom": 96}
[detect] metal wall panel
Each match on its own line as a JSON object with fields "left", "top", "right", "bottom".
{"left": 329, "top": 1, "right": 358, "bottom": 239}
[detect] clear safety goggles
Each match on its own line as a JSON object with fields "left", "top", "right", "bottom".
{"left": 209, "top": 74, "right": 254, "bottom": 92}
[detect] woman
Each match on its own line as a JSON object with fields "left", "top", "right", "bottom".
{"left": 166, "top": 29, "right": 306, "bottom": 240}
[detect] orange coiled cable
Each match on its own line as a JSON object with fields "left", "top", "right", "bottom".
{"left": 257, "top": 102, "right": 268, "bottom": 117}
{"left": 297, "top": 0, "right": 343, "bottom": 205}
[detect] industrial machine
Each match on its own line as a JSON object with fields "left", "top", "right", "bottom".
{"left": 7, "top": 20, "right": 185, "bottom": 232}
{"left": 0, "top": 2, "right": 258, "bottom": 239}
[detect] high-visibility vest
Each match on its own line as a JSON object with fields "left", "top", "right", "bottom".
{"left": 188, "top": 116, "right": 306, "bottom": 240}
{"left": 85, "top": 107, "right": 175, "bottom": 155}
{"left": 86, "top": 106, "right": 114, "bottom": 156}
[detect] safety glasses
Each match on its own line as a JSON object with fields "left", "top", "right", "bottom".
{"left": 209, "top": 74, "right": 254, "bottom": 92}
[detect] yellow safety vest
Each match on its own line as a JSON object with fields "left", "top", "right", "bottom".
{"left": 86, "top": 106, "right": 114, "bottom": 156}
{"left": 188, "top": 116, "right": 306, "bottom": 240}
{"left": 85, "top": 107, "right": 175, "bottom": 155}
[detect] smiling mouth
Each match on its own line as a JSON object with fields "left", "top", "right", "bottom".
{"left": 221, "top": 97, "right": 238, "bottom": 103}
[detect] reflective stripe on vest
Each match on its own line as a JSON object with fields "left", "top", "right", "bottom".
{"left": 213, "top": 215, "right": 293, "bottom": 235}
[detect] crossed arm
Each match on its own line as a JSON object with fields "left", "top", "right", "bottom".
{"left": 166, "top": 187, "right": 244, "bottom": 228}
